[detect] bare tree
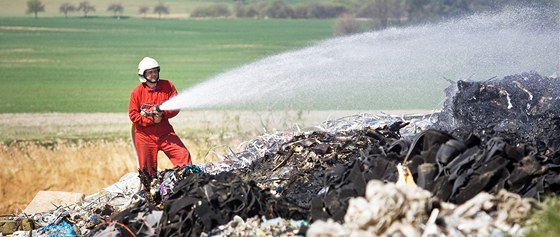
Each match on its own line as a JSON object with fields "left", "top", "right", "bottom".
{"left": 139, "top": 6, "right": 149, "bottom": 18}
{"left": 26, "top": 0, "right": 45, "bottom": 19}
{"left": 107, "top": 3, "right": 124, "bottom": 19}
{"left": 78, "top": 1, "right": 96, "bottom": 18}
{"left": 59, "top": 3, "right": 75, "bottom": 18}
{"left": 154, "top": 3, "right": 169, "bottom": 19}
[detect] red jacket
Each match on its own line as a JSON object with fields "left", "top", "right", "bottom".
{"left": 129, "top": 80, "right": 180, "bottom": 137}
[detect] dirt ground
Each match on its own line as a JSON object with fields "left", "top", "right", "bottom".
{"left": 0, "top": 110, "right": 432, "bottom": 140}
{"left": 0, "top": 110, "right": 432, "bottom": 214}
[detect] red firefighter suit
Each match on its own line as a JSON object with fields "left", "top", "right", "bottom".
{"left": 129, "top": 79, "right": 192, "bottom": 175}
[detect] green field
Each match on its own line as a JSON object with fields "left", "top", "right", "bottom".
{"left": 0, "top": 17, "right": 335, "bottom": 112}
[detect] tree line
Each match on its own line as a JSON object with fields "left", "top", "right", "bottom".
{"left": 26, "top": 0, "right": 171, "bottom": 19}
{"left": 26, "top": 0, "right": 558, "bottom": 33}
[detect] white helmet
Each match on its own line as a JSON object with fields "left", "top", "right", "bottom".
{"left": 137, "top": 57, "right": 160, "bottom": 83}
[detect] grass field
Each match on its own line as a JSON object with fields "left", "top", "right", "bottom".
{"left": 0, "top": 17, "right": 335, "bottom": 113}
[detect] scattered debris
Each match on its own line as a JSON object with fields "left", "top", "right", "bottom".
{"left": 434, "top": 71, "right": 560, "bottom": 152}
{"left": 23, "top": 191, "right": 85, "bottom": 215}
{"left": 307, "top": 180, "right": 538, "bottom": 237}
{"left": 2, "top": 72, "right": 558, "bottom": 236}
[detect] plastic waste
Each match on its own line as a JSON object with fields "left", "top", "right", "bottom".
{"left": 35, "top": 219, "right": 76, "bottom": 237}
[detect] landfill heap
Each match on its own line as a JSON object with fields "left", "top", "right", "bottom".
{"left": 434, "top": 71, "right": 560, "bottom": 153}
{"left": 9, "top": 72, "right": 559, "bottom": 237}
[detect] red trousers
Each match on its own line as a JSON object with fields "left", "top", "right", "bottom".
{"left": 134, "top": 130, "right": 192, "bottom": 175}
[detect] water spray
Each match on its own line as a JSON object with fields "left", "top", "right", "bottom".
{"left": 161, "top": 6, "right": 559, "bottom": 111}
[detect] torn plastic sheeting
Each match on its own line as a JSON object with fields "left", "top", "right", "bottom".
{"left": 25, "top": 173, "right": 146, "bottom": 237}
{"left": 204, "top": 113, "right": 430, "bottom": 175}
{"left": 204, "top": 215, "right": 308, "bottom": 237}
{"left": 204, "top": 131, "right": 298, "bottom": 174}
{"left": 23, "top": 191, "right": 85, "bottom": 216}
{"left": 101, "top": 172, "right": 141, "bottom": 197}
{"left": 35, "top": 219, "right": 77, "bottom": 237}
{"left": 95, "top": 172, "right": 141, "bottom": 209}
{"left": 316, "top": 112, "right": 435, "bottom": 136}
{"left": 306, "top": 180, "right": 538, "bottom": 237}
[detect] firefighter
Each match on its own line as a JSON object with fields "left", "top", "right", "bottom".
{"left": 129, "top": 56, "right": 192, "bottom": 176}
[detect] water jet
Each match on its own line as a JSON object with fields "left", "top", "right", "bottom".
{"left": 160, "top": 7, "right": 559, "bottom": 111}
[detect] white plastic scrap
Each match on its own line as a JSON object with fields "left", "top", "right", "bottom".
{"left": 344, "top": 180, "right": 432, "bottom": 236}
{"left": 206, "top": 131, "right": 299, "bottom": 173}
{"left": 26, "top": 173, "right": 142, "bottom": 236}
{"left": 208, "top": 112, "right": 435, "bottom": 174}
{"left": 99, "top": 172, "right": 142, "bottom": 209}
{"left": 204, "top": 215, "right": 307, "bottom": 237}
{"left": 316, "top": 113, "right": 435, "bottom": 137}
{"left": 307, "top": 180, "right": 538, "bottom": 237}
{"left": 10, "top": 231, "right": 31, "bottom": 237}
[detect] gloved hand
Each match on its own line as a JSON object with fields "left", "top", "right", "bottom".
{"left": 140, "top": 104, "right": 161, "bottom": 117}
{"left": 153, "top": 112, "right": 163, "bottom": 123}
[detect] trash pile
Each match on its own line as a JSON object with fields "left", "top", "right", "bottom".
{"left": 2, "top": 71, "right": 558, "bottom": 237}
{"left": 306, "top": 181, "right": 537, "bottom": 237}
{"left": 434, "top": 71, "right": 560, "bottom": 152}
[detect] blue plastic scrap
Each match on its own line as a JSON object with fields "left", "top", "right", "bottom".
{"left": 35, "top": 219, "right": 77, "bottom": 237}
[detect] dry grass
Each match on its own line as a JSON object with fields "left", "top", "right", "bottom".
{"left": 0, "top": 110, "right": 429, "bottom": 214}
{"left": 0, "top": 139, "right": 137, "bottom": 214}
{"left": 0, "top": 134, "right": 245, "bottom": 214}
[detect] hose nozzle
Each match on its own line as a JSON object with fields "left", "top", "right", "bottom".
{"left": 140, "top": 103, "right": 164, "bottom": 116}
